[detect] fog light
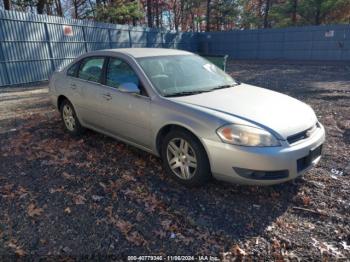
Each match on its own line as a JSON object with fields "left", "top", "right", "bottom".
{"left": 233, "top": 167, "right": 289, "bottom": 180}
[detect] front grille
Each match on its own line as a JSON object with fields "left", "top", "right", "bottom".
{"left": 287, "top": 130, "right": 309, "bottom": 144}
{"left": 287, "top": 123, "right": 319, "bottom": 144}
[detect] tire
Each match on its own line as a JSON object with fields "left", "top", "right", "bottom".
{"left": 161, "top": 129, "right": 211, "bottom": 186}
{"left": 59, "top": 99, "right": 84, "bottom": 136}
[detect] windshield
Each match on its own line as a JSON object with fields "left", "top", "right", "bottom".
{"left": 137, "top": 55, "right": 237, "bottom": 97}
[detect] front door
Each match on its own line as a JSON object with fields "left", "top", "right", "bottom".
{"left": 96, "top": 57, "right": 152, "bottom": 148}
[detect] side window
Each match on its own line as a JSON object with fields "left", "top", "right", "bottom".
{"left": 67, "top": 62, "right": 79, "bottom": 77}
{"left": 78, "top": 57, "right": 104, "bottom": 83}
{"left": 106, "top": 58, "right": 140, "bottom": 90}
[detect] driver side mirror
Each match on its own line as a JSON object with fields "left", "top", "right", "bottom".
{"left": 119, "top": 82, "right": 140, "bottom": 95}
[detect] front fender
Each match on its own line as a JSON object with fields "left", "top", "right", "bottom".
{"left": 150, "top": 98, "right": 224, "bottom": 157}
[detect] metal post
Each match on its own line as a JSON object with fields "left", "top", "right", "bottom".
{"left": 161, "top": 31, "right": 164, "bottom": 48}
{"left": 44, "top": 22, "right": 55, "bottom": 72}
{"left": 128, "top": 29, "right": 132, "bottom": 48}
{"left": 0, "top": 18, "right": 11, "bottom": 86}
{"left": 282, "top": 31, "right": 286, "bottom": 60}
{"left": 82, "top": 26, "right": 88, "bottom": 52}
{"left": 256, "top": 30, "right": 260, "bottom": 60}
{"left": 108, "top": 29, "right": 113, "bottom": 48}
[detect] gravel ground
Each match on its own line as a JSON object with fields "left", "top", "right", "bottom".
{"left": 0, "top": 61, "right": 349, "bottom": 261}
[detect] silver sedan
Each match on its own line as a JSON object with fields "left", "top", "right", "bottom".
{"left": 49, "top": 48, "right": 325, "bottom": 186}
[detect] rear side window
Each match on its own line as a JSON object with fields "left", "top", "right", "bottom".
{"left": 67, "top": 62, "right": 79, "bottom": 77}
{"left": 78, "top": 57, "right": 105, "bottom": 83}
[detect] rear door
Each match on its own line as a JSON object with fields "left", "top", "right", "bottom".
{"left": 60, "top": 61, "right": 81, "bottom": 111}
{"left": 72, "top": 56, "right": 107, "bottom": 129}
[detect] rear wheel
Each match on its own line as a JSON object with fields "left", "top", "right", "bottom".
{"left": 161, "top": 129, "right": 211, "bottom": 186}
{"left": 60, "top": 99, "right": 84, "bottom": 136}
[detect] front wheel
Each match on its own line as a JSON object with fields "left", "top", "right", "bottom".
{"left": 161, "top": 129, "right": 211, "bottom": 186}
{"left": 60, "top": 99, "right": 84, "bottom": 136}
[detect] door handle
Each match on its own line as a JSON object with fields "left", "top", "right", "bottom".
{"left": 70, "top": 83, "right": 77, "bottom": 90}
{"left": 102, "top": 93, "right": 112, "bottom": 101}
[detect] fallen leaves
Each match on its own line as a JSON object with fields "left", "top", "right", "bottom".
{"left": 0, "top": 77, "right": 349, "bottom": 260}
{"left": 0, "top": 184, "right": 30, "bottom": 201}
{"left": 275, "top": 217, "right": 294, "bottom": 230}
{"left": 123, "top": 186, "right": 166, "bottom": 214}
{"left": 27, "top": 203, "right": 43, "bottom": 217}
{"left": 126, "top": 231, "right": 145, "bottom": 246}
{"left": 231, "top": 244, "right": 247, "bottom": 257}
{"left": 115, "top": 219, "right": 133, "bottom": 235}
{"left": 153, "top": 229, "right": 167, "bottom": 239}
{"left": 134, "top": 158, "right": 146, "bottom": 168}
{"left": 295, "top": 190, "right": 313, "bottom": 207}
{"left": 91, "top": 195, "right": 103, "bottom": 201}
{"left": 311, "top": 237, "right": 344, "bottom": 258}
{"left": 222, "top": 245, "right": 247, "bottom": 261}
{"left": 135, "top": 212, "right": 144, "bottom": 222}
{"left": 73, "top": 195, "right": 86, "bottom": 205}
{"left": 105, "top": 207, "right": 146, "bottom": 246}
{"left": 7, "top": 240, "right": 26, "bottom": 257}
{"left": 0, "top": 184, "right": 16, "bottom": 200}
{"left": 62, "top": 172, "right": 75, "bottom": 180}
{"left": 301, "top": 195, "right": 311, "bottom": 207}
{"left": 49, "top": 187, "right": 65, "bottom": 194}
{"left": 271, "top": 238, "right": 284, "bottom": 261}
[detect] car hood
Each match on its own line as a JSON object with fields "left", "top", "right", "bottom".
{"left": 169, "top": 84, "right": 317, "bottom": 140}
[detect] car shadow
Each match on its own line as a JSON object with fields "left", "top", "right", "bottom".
{"left": 138, "top": 153, "right": 300, "bottom": 241}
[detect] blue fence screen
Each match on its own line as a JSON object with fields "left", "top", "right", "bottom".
{"left": 0, "top": 9, "right": 349, "bottom": 87}
{"left": 0, "top": 10, "right": 197, "bottom": 86}
{"left": 198, "top": 25, "right": 350, "bottom": 61}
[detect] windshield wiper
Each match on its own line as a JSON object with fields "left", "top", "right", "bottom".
{"left": 209, "top": 82, "right": 241, "bottom": 91}
{"left": 165, "top": 90, "right": 210, "bottom": 97}
{"left": 164, "top": 82, "right": 241, "bottom": 97}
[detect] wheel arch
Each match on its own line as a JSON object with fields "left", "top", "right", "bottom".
{"left": 57, "top": 95, "right": 69, "bottom": 110}
{"left": 155, "top": 123, "right": 211, "bottom": 169}
{"left": 57, "top": 95, "right": 84, "bottom": 126}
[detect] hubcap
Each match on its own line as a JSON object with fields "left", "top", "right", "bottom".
{"left": 62, "top": 104, "right": 76, "bottom": 131}
{"left": 166, "top": 138, "right": 197, "bottom": 180}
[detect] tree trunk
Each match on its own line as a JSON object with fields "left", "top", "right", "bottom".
{"left": 73, "top": 0, "right": 79, "bottom": 18}
{"left": 4, "top": 0, "right": 11, "bottom": 10}
{"left": 55, "top": 0, "right": 63, "bottom": 16}
{"left": 190, "top": 11, "right": 195, "bottom": 32}
{"left": 173, "top": 0, "right": 179, "bottom": 31}
{"left": 147, "top": 0, "right": 153, "bottom": 28}
{"left": 263, "top": 0, "right": 270, "bottom": 28}
{"left": 216, "top": 15, "right": 220, "bottom": 31}
{"left": 315, "top": 5, "right": 321, "bottom": 25}
{"left": 155, "top": 0, "right": 160, "bottom": 28}
{"left": 206, "top": 0, "right": 211, "bottom": 31}
{"left": 168, "top": 9, "right": 173, "bottom": 30}
{"left": 291, "top": 0, "right": 298, "bottom": 25}
{"left": 180, "top": 0, "right": 185, "bottom": 31}
{"left": 37, "top": 0, "right": 46, "bottom": 14}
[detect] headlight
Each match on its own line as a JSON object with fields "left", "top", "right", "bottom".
{"left": 216, "top": 124, "right": 281, "bottom": 147}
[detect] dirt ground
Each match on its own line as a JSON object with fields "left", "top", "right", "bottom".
{"left": 0, "top": 61, "right": 349, "bottom": 261}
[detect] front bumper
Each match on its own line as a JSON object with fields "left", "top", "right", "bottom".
{"left": 202, "top": 124, "right": 326, "bottom": 185}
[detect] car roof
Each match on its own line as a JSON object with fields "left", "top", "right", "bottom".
{"left": 89, "top": 48, "right": 193, "bottom": 58}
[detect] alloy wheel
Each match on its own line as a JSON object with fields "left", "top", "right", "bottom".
{"left": 62, "top": 104, "right": 76, "bottom": 131}
{"left": 166, "top": 138, "right": 197, "bottom": 180}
